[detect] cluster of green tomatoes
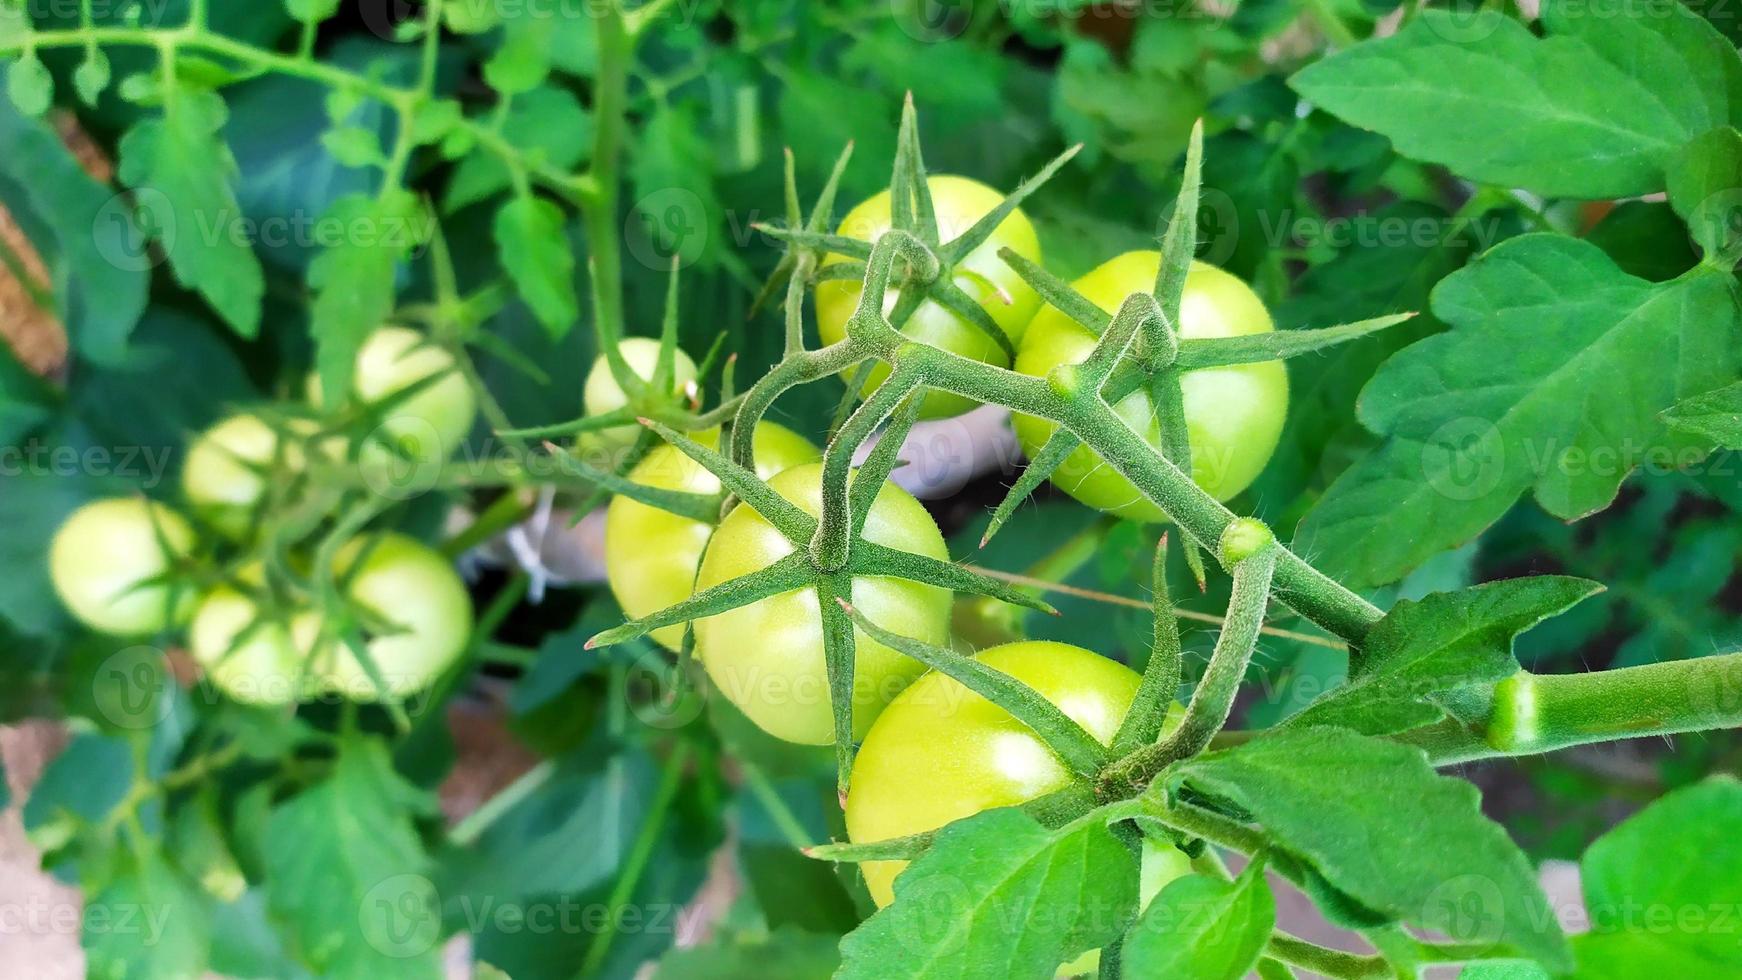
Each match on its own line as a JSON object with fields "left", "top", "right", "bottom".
{"left": 48, "top": 326, "right": 483, "bottom": 706}
{"left": 601, "top": 174, "right": 1291, "bottom": 925}
{"left": 46, "top": 171, "right": 1289, "bottom": 938}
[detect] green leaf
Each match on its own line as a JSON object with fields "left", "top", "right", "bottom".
{"left": 84, "top": 850, "right": 212, "bottom": 980}
{"left": 284, "top": 0, "right": 340, "bottom": 22}
{"left": 322, "top": 125, "right": 386, "bottom": 168}
{"left": 1291, "top": 1, "right": 1742, "bottom": 198}
{"left": 264, "top": 734, "right": 443, "bottom": 978}
{"left": 650, "top": 927, "right": 842, "bottom": 980}
{"left": 309, "top": 189, "right": 427, "bottom": 403}
{"left": 837, "top": 808, "right": 1138, "bottom": 980}
{"left": 5, "top": 54, "right": 51, "bottom": 116}
{"left": 1170, "top": 728, "right": 1569, "bottom": 970}
{"left": 1296, "top": 234, "right": 1742, "bottom": 587}
{"left": 484, "top": 17, "right": 552, "bottom": 95}
{"left": 72, "top": 49, "right": 112, "bottom": 106}
{"left": 1461, "top": 965, "right": 1549, "bottom": 980}
{"left": 0, "top": 333, "right": 55, "bottom": 444}
{"left": 1571, "top": 777, "right": 1742, "bottom": 977}
{"left": 1121, "top": 865, "right": 1275, "bottom": 979}
{"left": 495, "top": 194, "right": 578, "bottom": 338}
{"left": 1662, "top": 379, "right": 1742, "bottom": 447}
{"left": 116, "top": 86, "right": 264, "bottom": 337}
{"left": 444, "top": 87, "right": 591, "bottom": 211}
{"left": 1286, "top": 576, "right": 1602, "bottom": 735}
{"left": 1666, "top": 126, "right": 1742, "bottom": 263}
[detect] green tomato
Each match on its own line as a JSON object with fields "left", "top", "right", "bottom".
{"left": 1013, "top": 252, "right": 1289, "bottom": 521}
{"left": 816, "top": 175, "right": 1042, "bottom": 420}
{"left": 846, "top": 640, "right": 1149, "bottom": 907}
{"left": 188, "top": 586, "right": 312, "bottom": 706}
{"left": 310, "top": 325, "right": 477, "bottom": 472}
{"left": 582, "top": 337, "right": 700, "bottom": 452}
{"left": 604, "top": 423, "right": 820, "bottom": 652}
{"left": 182, "top": 413, "right": 323, "bottom": 538}
{"left": 691, "top": 463, "right": 951, "bottom": 745}
{"left": 49, "top": 498, "right": 197, "bottom": 636}
{"left": 309, "top": 532, "right": 474, "bottom": 701}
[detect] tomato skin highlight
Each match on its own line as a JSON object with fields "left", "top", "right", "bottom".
{"left": 1013, "top": 252, "right": 1289, "bottom": 521}
{"left": 582, "top": 337, "right": 700, "bottom": 452}
{"left": 308, "top": 532, "right": 474, "bottom": 701}
{"left": 844, "top": 640, "right": 1143, "bottom": 907}
{"left": 50, "top": 498, "right": 198, "bottom": 636}
{"left": 604, "top": 423, "right": 820, "bottom": 652}
{"left": 816, "top": 175, "right": 1042, "bottom": 420}
{"left": 691, "top": 463, "right": 952, "bottom": 745}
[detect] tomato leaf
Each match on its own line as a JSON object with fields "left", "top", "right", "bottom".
{"left": 1295, "top": 234, "right": 1742, "bottom": 587}
{"left": 1285, "top": 576, "right": 1603, "bottom": 736}
{"left": 1571, "top": 777, "right": 1742, "bottom": 977}
{"left": 1291, "top": 0, "right": 1742, "bottom": 198}
{"left": 1121, "top": 864, "right": 1275, "bottom": 980}
{"left": 495, "top": 193, "right": 578, "bottom": 338}
{"left": 84, "top": 849, "right": 212, "bottom": 980}
{"left": 264, "top": 733, "right": 444, "bottom": 978}
{"left": 116, "top": 86, "right": 265, "bottom": 338}
{"left": 309, "top": 189, "right": 428, "bottom": 404}
{"left": 1662, "top": 379, "right": 1742, "bottom": 448}
{"left": 1168, "top": 727, "right": 1570, "bottom": 970}
{"left": 444, "top": 86, "right": 592, "bottom": 212}
{"left": 837, "top": 807, "right": 1139, "bottom": 980}
{"left": 1666, "top": 126, "right": 1742, "bottom": 264}
{"left": 5, "top": 53, "right": 52, "bottom": 117}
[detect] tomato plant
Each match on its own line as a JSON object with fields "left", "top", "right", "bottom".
{"left": 7, "top": 2, "right": 1742, "bottom": 979}
{"left": 845, "top": 640, "right": 1144, "bottom": 904}
{"left": 604, "top": 422, "right": 819, "bottom": 651}
{"left": 584, "top": 336, "right": 701, "bottom": 451}
{"left": 816, "top": 175, "right": 1043, "bottom": 419}
{"left": 1013, "top": 252, "right": 1289, "bottom": 521}
{"left": 313, "top": 532, "right": 474, "bottom": 700}
{"left": 311, "top": 325, "right": 477, "bottom": 471}
{"left": 49, "top": 498, "right": 196, "bottom": 636}
{"left": 187, "top": 584, "right": 310, "bottom": 706}
{"left": 692, "top": 462, "right": 953, "bottom": 744}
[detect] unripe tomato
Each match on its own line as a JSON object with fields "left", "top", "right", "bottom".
{"left": 182, "top": 413, "right": 322, "bottom": 538}
{"left": 604, "top": 423, "right": 820, "bottom": 651}
{"left": 846, "top": 640, "right": 1147, "bottom": 906}
{"left": 691, "top": 463, "right": 952, "bottom": 745}
{"left": 1013, "top": 252, "right": 1289, "bottom": 521}
{"left": 582, "top": 337, "right": 700, "bottom": 452}
{"left": 310, "top": 325, "right": 477, "bottom": 469}
{"left": 307, "top": 532, "right": 474, "bottom": 701}
{"left": 816, "top": 175, "right": 1042, "bottom": 419}
{"left": 188, "top": 586, "right": 312, "bottom": 706}
{"left": 49, "top": 498, "right": 197, "bottom": 636}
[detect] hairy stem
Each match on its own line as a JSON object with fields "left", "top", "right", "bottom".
{"left": 1400, "top": 654, "right": 1742, "bottom": 765}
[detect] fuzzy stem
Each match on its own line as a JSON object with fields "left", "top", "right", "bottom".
{"left": 1400, "top": 654, "right": 1742, "bottom": 765}
{"left": 1100, "top": 539, "right": 1276, "bottom": 796}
